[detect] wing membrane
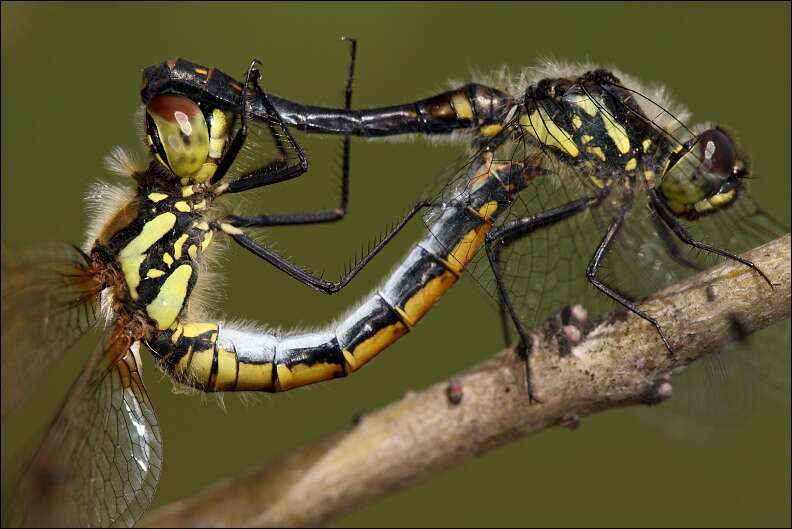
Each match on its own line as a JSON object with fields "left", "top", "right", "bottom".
{"left": 10, "top": 331, "right": 162, "bottom": 528}
{"left": 421, "top": 73, "right": 789, "bottom": 432}
{"left": 1, "top": 242, "right": 103, "bottom": 414}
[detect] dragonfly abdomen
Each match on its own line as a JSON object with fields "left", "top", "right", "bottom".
{"left": 147, "top": 156, "right": 523, "bottom": 393}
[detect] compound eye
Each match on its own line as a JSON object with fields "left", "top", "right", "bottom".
{"left": 693, "top": 128, "right": 736, "bottom": 178}
{"left": 146, "top": 95, "right": 209, "bottom": 178}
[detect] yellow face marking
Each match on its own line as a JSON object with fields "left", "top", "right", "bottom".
{"left": 146, "top": 264, "right": 193, "bottom": 330}
{"left": 275, "top": 362, "right": 345, "bottom": 392}
{"left": 586, "top": 146, "right": 606, "bottom": 161}
{"left": 519, "top": 107, "right": 580, "bottom": 158}
{"left": 401, "top": 270, "right": 458, "bottom": 326}
{"left": 148, "top": 192, "right": 168, "bottom": 203}
{"left": 643, "top": 170, "right": 656, "bottom": 186}
{"left": 201, "top": 230, "right": 214, "bottom": 251}
{"left": 182, "top": 322, "right": 218, "bottom": 338}
{"left": 572, "top": 115, "right": 583, "bottom": 129}
{"left": 163, "top": 252, "right": 174, "bottom": 266}
{"left": 174, "top": 200, "right": 191, "bottom": 212}
{"left": 575, "top": 97, "right": 599, "bottom": 117}
{"left": 451, "top": 93, "right": 474, "bottom": 120}
{"left": 624, "top": 158, "right": 637, "bottom": 171}
{"left": 343, "top": 322, "right": 409, "bottom": 372}
{"left": 188, "top": 244, "right": 198, "bottom": 260}
{"left": 235, "top": 361, "right": 274, "bottom": 391}
{"left": 213, "top": 347, "right": 239, "bottom": 391}
{"left": 601, "top": 112, "right": 630, "bottom": 154}
{"left": 642, "top": 138, "right": 652, "bottom": 152}
{"left": 173, "top": 233, "right": 189, "bottom": 259}
{"left": 181, "top": 186, "right": 196, "bottom": 198}
{"left": 479, "top": 123, "right": 503, "bottom": 137}
{"left": 146, "top": 268, "right": 166, "bottom": 279}
{"left": 118, "top": 212, "right": 177, "bottom": 299}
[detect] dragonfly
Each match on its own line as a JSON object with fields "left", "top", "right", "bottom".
{"left": 2, "top": 42, "right": 785, "bottom": 526}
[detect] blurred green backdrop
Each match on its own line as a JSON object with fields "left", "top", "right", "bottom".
{"left": 2, "top": 2, "right": 790, "bottom": 527}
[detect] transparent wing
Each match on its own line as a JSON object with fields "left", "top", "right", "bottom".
{"left": 421, "top": 74, "right": 789, "bottom": 433}
{"left": 1, "top": 242, "right": 103, "bottom": 414}
{"left": 9, "top": 331, "right": 162, "bottom": 528}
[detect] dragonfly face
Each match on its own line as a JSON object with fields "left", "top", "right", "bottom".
{"left": 659, "top": 127, "right": 745, "bottom": 218}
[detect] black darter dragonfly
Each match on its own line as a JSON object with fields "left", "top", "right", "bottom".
{"left": 2, "top": 41, "right": 786, "bottom": 527}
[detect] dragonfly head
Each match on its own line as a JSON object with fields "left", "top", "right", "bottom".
{"left": 145, "top": 94, "right": 213, "bottom": 183}
{"left": 659, "top": 127, "right": 747, "bottom": 218}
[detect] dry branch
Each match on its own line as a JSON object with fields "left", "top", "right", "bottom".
{"left": 142, "top": 234, "right": 791, "bottom": 528}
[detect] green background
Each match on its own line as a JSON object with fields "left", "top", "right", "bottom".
{"left": 2, "top": 2, "right": 790, "bottom": 527}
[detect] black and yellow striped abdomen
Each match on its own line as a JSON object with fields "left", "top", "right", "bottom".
{"left": 147, "top": 157, "right": 528, "bottom": 393}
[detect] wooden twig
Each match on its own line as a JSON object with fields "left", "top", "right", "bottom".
{"left": 142, "top": 234, "right": 790, "bottom": 528}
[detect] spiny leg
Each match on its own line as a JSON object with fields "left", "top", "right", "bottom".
{"left": 221, "top": 199, "right": 433, "bottom": 294}
{"left": 485, "top": 196, "right": 602, "bottom": 401}
{"left": 648, "top": 188, "right": 773, "bottom": 287}
{"left": 585, "top": 196, "right": 673, "bottom": 352}
{"left": 223, "top": 39, "right": 360, "bottom": 226}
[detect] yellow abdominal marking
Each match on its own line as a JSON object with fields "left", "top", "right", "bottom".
{"left": 401, "top": 271, "right": 458, "bottom": 326}
{"left": 146, "top": 264, "right": 193, "bottom": 329}
{"left": 624, "top": 158, "right": 637, "bottom": 171}
{"left": 201, "top": 231, "right": 214, "bottom": 250}
{"left": 520, "top": 108, "right": 580, "bottom": 158}
{"left": 451, "top": 93, "right": 474, "bottom": 120}
{"left": 146, "top": 268, "right": 166, "bottom": 279}
{"left": 188, "top": 245, "right": 198, "bottom": 260}
{"left": 235, "top": 361, "right": 273, "bottom": 391}
{"left": 213, "top": 347, "right": 238, "bottom": 391}
{"left": 642, "top": 138, "right": 652, "bottom": 152}
{"left": 343, "top": 322, "right": 409, "bottom": 372}
{"left": 163, "top": 252, "right": 174, "bottom": 266}
{"left": 118, "top": 212, "right": 177, "bottom": 299}
{"left": 275, "top": 362, "right": 345, "bottom": 392}
{"left": 174, "top": 201, "right": 191, "bottom": 212}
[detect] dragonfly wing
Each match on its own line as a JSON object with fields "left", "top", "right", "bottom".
{"left": 12, "top": 331, "right": 162, "bottom": 528}
{"left": 1, "top": 242, "right": 103, "bottom": 414}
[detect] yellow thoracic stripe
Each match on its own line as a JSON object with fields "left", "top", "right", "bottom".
{"left": 147, "top": 264, "right": 193, "bottom": 329}
{"left": 118, "top": 212, "right": 177, "bottom": 299}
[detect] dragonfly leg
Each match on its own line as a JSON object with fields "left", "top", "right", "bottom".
{"left": 652, "top": 212, "right": 705, "bottom": 271}
{"left": 223, "top": 40, "right": 358, "bottom": 227}
{"left": 585, "top": 196, "right": 673, "bottom": 352}
{"left": 220, "top": 200, "right": 434, "bottom": 294}
{"left": 485, "top": 196, "right": 600, "bottom": 401}
{"left": 648, "top": 188, "right": 773, "bottom": 287}
{"left": 219, "top": 40, "right": 362, "bottom": 203}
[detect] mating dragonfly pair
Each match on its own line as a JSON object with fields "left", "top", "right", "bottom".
{"left": 2, "top": 41, "right": 784, "bottom": 527}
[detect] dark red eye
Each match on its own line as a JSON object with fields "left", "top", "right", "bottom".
{"left": 694, "top": 128, "right": 736, "bottom": 177}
